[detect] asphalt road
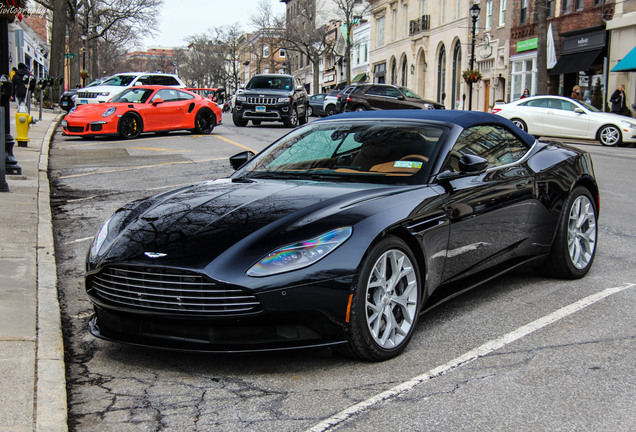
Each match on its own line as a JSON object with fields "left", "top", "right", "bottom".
{"left": 49, "top": 117, "right": 636, "bottom": 432}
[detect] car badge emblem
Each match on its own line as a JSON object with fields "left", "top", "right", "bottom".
{"left": 144, "top": 252, "right": 167, "bottom": 259}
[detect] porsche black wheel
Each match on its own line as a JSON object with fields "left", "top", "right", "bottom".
{"left": 118, "top": 112, "right": 142, "bottom": 139}
{"left": 544, "top": 186, "right": 598, "bottom": 279}
{"left": 340, "top": 236, "right": 421, "bottom": 361}
{"left": 192, "top": 108, "right": 215, "bottom": 134}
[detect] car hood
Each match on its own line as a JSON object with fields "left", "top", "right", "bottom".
{"left": 587, "top": 110, "right": 635, "bottom": 123}
{"left": 91, "top": 178, "right": 416, "bottom": 268}
{"left": 239, "top": 88, "right": 294, "bottom": 96}
{"left": 67, "top": 102, "right": 122, "bottom": 118}
{"left": 76, "top": 84, "right": 129, "bottom": 98}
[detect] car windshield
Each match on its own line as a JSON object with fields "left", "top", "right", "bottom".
{"left": 110, "top": 88, "right": 154, "bottom": 104}
{"left": 399, "top": 87, "right": 421, "bottom": 99}
{"left": 101, "top": 75, "right": 137, "bottom": 87}
{"left": 237, "top": 121, "right": 447, "bottom": 185}
{"left": 577, "top": 99, "right": 601, "bottom": 112}
{"left": 246, "top": 76, "right": 293, "bottom": 90}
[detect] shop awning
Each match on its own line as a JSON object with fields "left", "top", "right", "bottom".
{"left": 352, "top": 73, "right": 367, "bottom": 83}
{"left": 549, "top": 49, "right": 603, "bottom": 75}
{"left": 611, "top": 46, "right": 636, "bottom": 72}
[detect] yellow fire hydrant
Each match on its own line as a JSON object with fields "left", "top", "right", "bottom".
{"left": 15, "top": 103, "right": 34, "bottom": 147}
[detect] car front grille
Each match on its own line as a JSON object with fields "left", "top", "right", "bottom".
{"left": 67, "top": 126, "right": 85, "bottom": 132}
{"left": 87, "top": 265, "right": 261, "bottom": 315}
{"left": 76, "top": 92, "right": 98, "bottom": 99}
{"left": 246, "top": 96, "right": 278, "bottom": 105}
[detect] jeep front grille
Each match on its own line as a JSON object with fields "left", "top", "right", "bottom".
{"left": 246, "top": 96, "right": 278, "bottom": 105}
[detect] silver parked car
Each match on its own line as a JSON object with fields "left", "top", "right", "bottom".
{"left": 492, "top": 95, "right": 636, "bottom": 146}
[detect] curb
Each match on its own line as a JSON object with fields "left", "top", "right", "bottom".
{"left": 35, "top": 114, "right": 68, "bottom": 432}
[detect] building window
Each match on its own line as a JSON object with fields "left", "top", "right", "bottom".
{"left": 547, "top": 0, "right": 555, "bottom": 17}
{"left": 486, "top": 0, "right": 493, "bottom": 30}
{"left": 420, "top": 0, "right": 427, "bottom": 15}
{"left": 376, "top": 16, "right": 385, "bottom": 47}
{"left": 263, "top": 44, "right": 269, "bottom": 58}
{"left": 499, "top": 0, "right": 506, "bottom": 26}
{"left": 401, "top": 57, "right": 408, "bottom": 87}
{"left": 575, "top": 0, "right": 583, "bottom": 10}
{"left": 452, "top": 42, "right": 462, "bottom": 110}
{"left": 441, "top": 0, "right": 446, "bottom": 24}
{"left": 437, "top": 45, "right": 446, "bottom": 104}
{"left": 403, "top": 4, "right": 408, "bottom": 38}
{"left": 520, "top": 0, "right": 528, "bottom": 24}
{"left": 392, "top": 9, "right": 397, "bottom": 41}
{"left": 279, "top": 49, "right": 286, "bottom": 58}
{"left": 562, "top": 0, "right": 572, "bottom": 14}
{"left": 511, "top": 55, "right": 536, "bottom": 100}
{"left": 391, "top": 58, "right": 397, "bottom": 85}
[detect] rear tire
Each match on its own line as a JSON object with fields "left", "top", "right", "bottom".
{"left": 543, "top": 186, "right": 598, "bottom": 279}
{"left": 325, "top": 105, "right": 336, "bottom": 116}
{"left": 192, "top": 108, "right": 215, "bottom": 134}
{"left": 511, "top": 118, "right": 528, "bottom": 132}
{"left": 338, "top": 236, "right": 421, "bottom": 361}
{"left": 307, "top": 106, "right": 314, "bottom": 117}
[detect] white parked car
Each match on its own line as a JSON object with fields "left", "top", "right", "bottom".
{"left": 492, "top": 95, "right": 636, "bottom": 146}
{"left": 73, "top": 72, "right": 185, "bottom": 105}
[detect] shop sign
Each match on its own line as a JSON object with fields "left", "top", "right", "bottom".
{"left": 517, "top": 38, "right": 538, "bottom": 53}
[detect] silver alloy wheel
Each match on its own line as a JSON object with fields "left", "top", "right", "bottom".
{"left": 365, "top": 249, "right": 418, "bottom": 349}
{"left": 512, "top": 119, "right": 527, "bottom": 131}
{"left": 567, "top": 195, "right": 597, "bottom": 269}
{"left": 599, "top": 125, "right": 620, "bottom": 146}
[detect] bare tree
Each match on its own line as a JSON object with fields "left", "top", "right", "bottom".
{"left": 249, "top": 0, "right": 286, "bottom": 73}
{"left": 535, "top": 0, "right": 548, "bottom": 95}
{"left": 331, "top": 0, "right": 369, "bottom": 85}
{"left": 282, "top": 1, "right": 335, "bottom": 92}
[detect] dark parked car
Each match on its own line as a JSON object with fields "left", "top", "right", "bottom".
{"left": 307, "top": 93, "right": 327, "bottom": 117}
{"left": 342, "top": 84, "right": 444, "bottom": 111}
{"left": 233, "top": 73, "right": 308, "bottom": 127}
{"left": 335, "top": 85, "right": 359, "bottom": 113}
{"left": 60, "top": 77, "right": 109, "bottom": 112}
{"left": 85, "top": 110, "right": 598, "bottom": 361}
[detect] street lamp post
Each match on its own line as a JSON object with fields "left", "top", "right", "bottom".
{"left": 468, "top": 3, "right": 480, "bottom": 111}
{"left": 81, "top": 32, "right": 87, "bottom": 87}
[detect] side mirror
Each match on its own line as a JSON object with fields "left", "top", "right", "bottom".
{"left": 397, "top": 95, "right": 405, "bottom": 100}
{"left": 230, "top": 151, "right": 255, "bottom": 170}
{"left": 574, "top": 107, "right": 585, "bottom": 114}
{"left": 152, "top": 98, "right": 164, "bottom": 106}
{"left": 458, "top": 154, "right": 489, "bottom": 173}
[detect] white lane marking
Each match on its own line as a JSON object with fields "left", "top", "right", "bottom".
{"left": 307, "top": 283, "right": 635, "bottom": 432}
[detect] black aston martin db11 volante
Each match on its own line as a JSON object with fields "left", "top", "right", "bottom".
{"left": 85, "top": 110, "right": 599, "bottom": 361}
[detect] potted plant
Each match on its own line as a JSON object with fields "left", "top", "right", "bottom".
{"left": 462, "top": 69, "right": 482, "bottom": 84}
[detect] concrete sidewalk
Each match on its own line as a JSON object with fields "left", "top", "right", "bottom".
{"left": 0, "top": 102, "right": 67, "bottom": 431}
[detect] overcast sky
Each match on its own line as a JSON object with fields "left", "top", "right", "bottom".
{"left": 142, "top": 0, "right": 287, "bottom": 48}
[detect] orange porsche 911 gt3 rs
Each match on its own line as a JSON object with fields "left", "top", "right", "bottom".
{"left": 61, "top": 85, "right": 222, "bottom": 139}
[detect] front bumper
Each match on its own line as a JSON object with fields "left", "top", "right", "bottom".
{"left": 234, "top": 103, "right": 293, "bottom": 122}
{"left": 61, "top": 117, "right": 119, "bottom": 136}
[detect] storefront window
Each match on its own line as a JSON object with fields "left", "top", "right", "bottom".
{"left": 511, "top": 55, "right": 536, "bottom": 100}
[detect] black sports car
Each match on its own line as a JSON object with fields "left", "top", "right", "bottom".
{"left": 85, "top": 110, "right": 599, "bottom": 361}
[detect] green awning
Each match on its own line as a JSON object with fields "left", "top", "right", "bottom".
{"left": 351, "top": 73, "right": 367, "bottom": 83}
{"left": 611, "top": 46, "right": 636, "bottom": 72}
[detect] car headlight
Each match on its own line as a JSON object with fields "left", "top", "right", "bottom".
{"left": 88, "top": 216, "right": 113, "bottom": 261}
{"left": 247, "top": 227, "right": 353, "bottom": 277}
{"left": 237, "top": 95, "right": 246, "bottom": 102}
{"left": 99, "top": 92, "right": 110, "bottom": 97}
{"left": 102, "top": 107, "right": 116, "bottom": 117}
{"left": 422, "top": 103, "right": 435, "bottom": 110}
{"left": 277, "top": 97, "right": 291, "bottom": 103}
{"left": 620, "top": 120, "right": 636, "bottom": 129}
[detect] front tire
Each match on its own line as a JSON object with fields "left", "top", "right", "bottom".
{"left": 192, "top": 108, "right": 216, "bottom": 134}
{"left": 544, "top": 186, "right": 598, "bottom": 279}
{"left": 340, "top": 236, "right": 421, "bottom": 361}
{"left": 307, "top": 106, "right": 314, "bottom": 117}
{"left": 598, "top": 125, "right": 621, "bottom": 146}
{"left": 232, "top": 110, "right": 248, "bottom": 127}
{"left": 118, "top": 112, "right": 142, "bottom": 139}
{"left": 283, "top": 107, "right": 299, "bottom": 128}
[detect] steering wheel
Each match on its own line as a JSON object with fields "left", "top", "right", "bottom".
{"left": 399, "top": 154, "right": 429, "bottom": 163}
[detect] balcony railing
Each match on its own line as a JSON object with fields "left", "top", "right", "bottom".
{"left": 409, "top": 15, "right": 431, "bottom": 36}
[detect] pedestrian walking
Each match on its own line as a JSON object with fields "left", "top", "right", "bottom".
{"left": 11, "top": 63, "right": 30, "bottom": 105}
{"left": 609, "top": 84, "right": 626, "bottom": 114}
{"left": 571, "top": 85, "right": 582, "bottom": 101}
